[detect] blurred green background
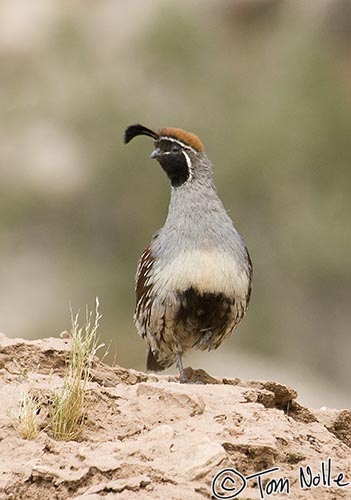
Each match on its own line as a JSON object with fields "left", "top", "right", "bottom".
{"left": 0, "top": 0, "right": 350, "bottom": 408}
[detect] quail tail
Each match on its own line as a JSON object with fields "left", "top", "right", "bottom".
{"left": 146, "top": 348, "right": 164, "bottom": 372}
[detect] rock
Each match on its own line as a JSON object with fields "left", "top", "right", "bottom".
{"left": 147, "top": 424, "right": 175, "bottom": 440}
{"left": 180, "top": 439, "right": 227, "bottom": 479}
{"left": 0, "top": 332, "right": 350, "bottom": 500}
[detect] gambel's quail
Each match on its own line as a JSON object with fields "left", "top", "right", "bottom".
{"left": 124, "top": 124, "right": 252, "bottom": 383}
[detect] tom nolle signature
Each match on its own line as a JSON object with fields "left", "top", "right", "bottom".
{"left": 212, "top": 458, "right": 350, "bottom": 499}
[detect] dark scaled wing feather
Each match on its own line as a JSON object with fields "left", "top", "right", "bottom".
{"left": 135, "top": 244, "right": 155, "bottom": 336}
{"left": 135, "top": 245, "right": 166, "bottom": 372}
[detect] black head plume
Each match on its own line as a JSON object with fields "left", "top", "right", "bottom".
{"left": 124, "top": 124, "right": 159, "bottom": 144}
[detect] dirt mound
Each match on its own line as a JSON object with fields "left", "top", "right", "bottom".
{"left": 0, "top": 332, "right": 350, "bottom": 499}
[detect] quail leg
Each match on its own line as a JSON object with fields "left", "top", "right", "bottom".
{"left": 176, "top": 352, "right": 188, "bottom": 383}
{"left": 195, "top": 329, "right": 213, "bottom": 350}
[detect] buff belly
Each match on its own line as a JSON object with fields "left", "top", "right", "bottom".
{"left": 152, "top": 249, "right": 249, "bottom": 299}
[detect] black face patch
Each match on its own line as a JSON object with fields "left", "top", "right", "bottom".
{"left": 155, "top": 140, "right": 190, "bottom": 187}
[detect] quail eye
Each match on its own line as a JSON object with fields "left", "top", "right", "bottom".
{"left": 171, "top": 144, "right": 181, "bottom": 153}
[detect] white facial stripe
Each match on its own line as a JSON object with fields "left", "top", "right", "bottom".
{"left": 182, "top": 150, "right": 193, "bottom": 182}
{"left": 161, "top": 136, "right": 198, "bottom": 154}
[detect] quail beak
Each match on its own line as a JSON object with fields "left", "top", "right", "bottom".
{"left": 150, "top": 148, "right": 161, "bottom": 159}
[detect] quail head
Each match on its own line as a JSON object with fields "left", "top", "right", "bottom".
{"left": 124, "top": 124, "right": 252, "bottom": 383}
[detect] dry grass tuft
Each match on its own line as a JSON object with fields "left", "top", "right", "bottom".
{"left": 51, "top": 298, "right": 104, "bottom": 441}
{"left": 11, "top": 392, "right": 40, "bottom": 440}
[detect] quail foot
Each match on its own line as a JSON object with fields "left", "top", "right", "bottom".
{"left": 124, "top": 124, "right": 252, "bottom": 383}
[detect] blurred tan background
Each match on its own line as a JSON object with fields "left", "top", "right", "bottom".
{"left": 0, "top": 0, "right": 350, "bottom": 408}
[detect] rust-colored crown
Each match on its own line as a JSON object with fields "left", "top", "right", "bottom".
{"left": 158, "top": 127, "right": 204, "bottom": 153}
{"left": 124, "top": 124, "right": 204, "bottom": 153}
